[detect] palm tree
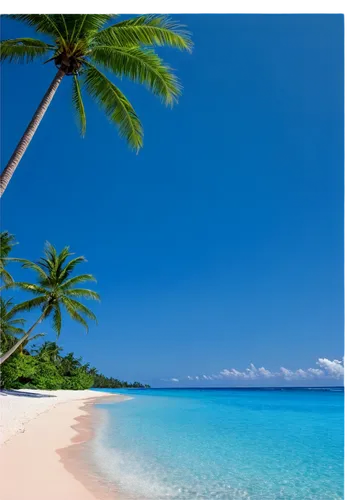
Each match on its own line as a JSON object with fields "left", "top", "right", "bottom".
{"left": 0, "top": 231, "right": 17, "bottom": 286}
{"left": 0, "top": 242, "right": 99, "bottom": 365}
{"left": 60, "top": 352, "right": 82, "bottom": 376}
{"left": 0, "top": 297, "right": 26, "bottom": 353}
{"left": 0, "top": 14, "right": 192, "bottom": 196}
{"left": 33, "top": 341, "right": 63, "bottom": 363}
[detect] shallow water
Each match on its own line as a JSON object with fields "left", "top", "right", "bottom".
{"left": 91, "top": 388, "right": 344, "bottom": 499}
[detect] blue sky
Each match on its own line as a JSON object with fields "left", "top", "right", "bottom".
{"left": 1, "top": 15, "right": 344, "bottom": 386}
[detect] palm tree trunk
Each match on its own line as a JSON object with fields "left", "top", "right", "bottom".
{"left": 0, "top": 69, "right": 65, "bottom": 197}
{"left": 0, "top": 311, "right": 46, "bottom": 365}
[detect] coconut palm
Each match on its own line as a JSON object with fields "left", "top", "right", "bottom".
{"left": 33, "top": 341, "right": 63, "bottom": 363}
{"left": 0, "top": 242, "right": 99, "bottom": 365}
{"left": 0, "top": 231, "right": 17, "bottom": 286}
{"left": 59, "top": 352, "right": 82, "bottom": 376}
{"left": 0, "top": 297, "right": 26, "bottom": 353}
{"left": 0, "top": 14, "right": 192, "bottom": 196}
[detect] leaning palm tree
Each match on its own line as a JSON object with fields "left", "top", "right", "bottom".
{"left": 0, "top": 242, "right": 99, "bottom": 365}
{"left": 0, "top": 14, "right": 192, "bottom": 196}
{"left": 0, "top": 231, "right": 17, "bottom": 286}
{"left": 0, "top": 297, "right": 26, "bottom": 354}
{"left": 0, "top": 296, "right": 43, "bottom": 355}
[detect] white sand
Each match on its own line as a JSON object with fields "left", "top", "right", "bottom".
{"left": 0, "top": 389, "right": 115, "bottom": 499}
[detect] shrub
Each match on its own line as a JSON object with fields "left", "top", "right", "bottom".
{"left": 0, "top": 354, "right": 38, "bottom": 389}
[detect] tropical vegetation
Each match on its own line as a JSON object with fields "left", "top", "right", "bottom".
{"left": 0, "top": 340, "right": 149, "bottom": 390}
{"left": 0, "top": 241, "right": 99, "bottom": 365}
{"left": 0, "top": 231, "right": 17, "bottom": 286}
{"left": 0, "top": 231, "right": 149, "bottom": 389}
{"left": 0, "top": 14, "right": 192, "bottom": 196}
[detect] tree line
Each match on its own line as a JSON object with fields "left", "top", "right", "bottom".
{"left": 0, "top": 340, "right": 149, "bottom": 390}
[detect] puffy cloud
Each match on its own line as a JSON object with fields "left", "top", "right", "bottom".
{"left": 258, "top": 367, "right": 274, "bottom": 378}
{"left": 307, "top": 368, "right": 324, "bottom": 377}
{"left": 220, "top": 364, "right": 274, "bottom": 380}
{"left": 317, "top": 358, "right": 344, "bottom": 378}
{"left": 174, "top": 357, "right": 343, "bottom": 383}
{"left": 280, "top": 367, "right": 295, "bottom": 380}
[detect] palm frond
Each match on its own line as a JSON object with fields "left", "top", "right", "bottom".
{"left": 0, "top": 267, "right": 14, "bottom": 285}
{"left": 62, "top": 297, "right": 89, "bottom": 332}
{"left": 83, "top": 64, "right": 143, "bottom": 151}
{"left": 65, "top": 14, "right": 116, "bottom": 41}
{"left": 62, "top": 297, "right": 97, "bottom": 322}
{"left": 57, "top": 246, "right": 72, "bottom": 264}
{"left": 9, "top": 318, "right": 26, "bottom": 326}
{"left": 0, "top": 231, "right": 17, "bottom": 257}
{"left": 43, "top": 241, "right": 59, "bottom": 269}
{"left": 5, "top": 325, "right": 26, "bottom": 335}
{"left": 12, "top": 296, "right": 48, "bottom": 313}
{"left": 11, "top": 258, "right": 49, "bottom": 281}
{"left": 90, "top": 45, "right": 181, "bottom": 106}
{"left": 72, "top": 76, "right": 86, "bottom": 135}
{"left": 65, "top": 288, "right": 100, "bottom": 301}
{"left": 60, "top": 273, "right": 96, "bottom": 290}
{"left": 0, "top": 38, "right": 52, "bottom": 63}
{"left": 58, "top": 255, "right": 86, "bottom": 283}
{"left": 27, "top": 332, "right": 46, "bottom": 341}
{"left": 94, "top": 15, "right": 193, "bottom": 52}
{"left": 8, "top": 15, "right": 65, "bottom": 42}
{"left": 52, "top": 303, "right": 62, "bottom": 336}
{"left": 7, "top": 281, "right": 47, "bottom": 295}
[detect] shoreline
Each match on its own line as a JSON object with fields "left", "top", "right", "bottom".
{"left": 0, "top": 390, "right": 129, "bottom": 500}
{"left": 57, "top": 396, "right": 131, "bottom": 500}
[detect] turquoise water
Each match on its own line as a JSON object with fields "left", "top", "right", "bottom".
{"left": 91, "top": 388, "right": 344, "bottom": 499}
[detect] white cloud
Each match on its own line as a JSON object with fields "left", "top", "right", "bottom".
{"left": 220, "top": 364, "right": 274, "bottom": 380}
{"left": 258, "top": 367, "right": 274, "bottom": 378}
{"left": 280, "top": 367, "right": 295, "bottom": 380}
{"left": 174, "top": 357, "right": 344, "bottom": 384}
{"left": 317, "top": 358, "right": 344, "bottom": 378}
{"left": 307, "top": 368, "right": 324, "bottom": 377}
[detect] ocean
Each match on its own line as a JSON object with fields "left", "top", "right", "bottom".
{"left": 89, "top": 388, "right": 344, "bottom": 499}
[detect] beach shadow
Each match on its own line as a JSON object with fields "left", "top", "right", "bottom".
{"left": 0, "top": 390, "right": 56, "bottom": 398}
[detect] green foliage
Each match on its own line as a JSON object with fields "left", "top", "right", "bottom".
{"left": 1, "top": 14, "right": 192, "bottom": 150}
{"left": 0, "top": 354, "right": 38, "bottom": 389}
{"left": 0, "top": 231, "right": 17, "bottom": 286}
{"left": 32, "top": 357, "right": 63, "bottom": 390}
{"left": 61, "top": 369, "right": 94, "bottom": 390}
{"left": 0, "top": 340, "right": 149, "bottom": 390}
{"left": 0, "top": 234, "right": 149, "bottom": 390}
{"left": 0, "top": 297, "right": 26, "bottom": 353}
{"left": 8, "top": 242, "right": 99, "bottom": 336}
{"left": 0, "top": 38, "right": 52, "bottom": 63}
{"left": 92, "top": 372, "right": 148, "bottom": 389}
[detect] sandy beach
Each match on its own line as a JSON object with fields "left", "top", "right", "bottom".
{"left": 0, "top": 389, "right": 124, "bottom": 499}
